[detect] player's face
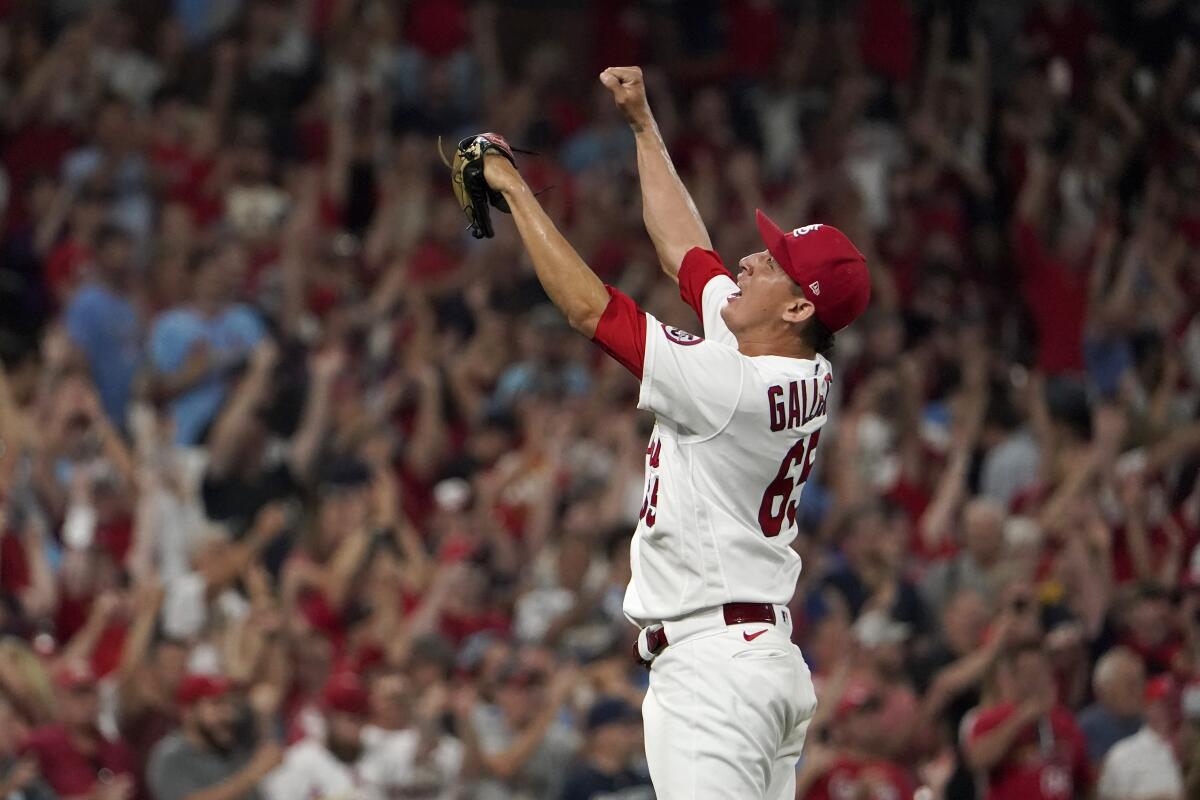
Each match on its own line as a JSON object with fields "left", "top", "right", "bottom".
{"left": 722, "top": 251, "right": 811, "bottom": 335}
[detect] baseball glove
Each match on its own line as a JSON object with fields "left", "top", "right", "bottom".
{"left": 441, "top": 133, "right": 518, "bottom": 239}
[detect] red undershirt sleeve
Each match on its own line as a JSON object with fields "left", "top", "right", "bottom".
{"left": 678, "top": 247, "right": 733, "bottom": 321}
{"left": 591, "top": 285, "right": 647, "bottom": 378}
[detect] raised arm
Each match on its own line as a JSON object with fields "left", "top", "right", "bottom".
{"left": 206, "top": 341, "right": 277, "bottom": 478}
{"left": 600, "top": 67, "right": 712, "bottom": 281}
{"left": 117, "top": 578, "right": 165, "bottom": 718}
{"left": 966, "top": 702, "right": 1049, "bottom": 773}
{"left": 481, "top": 156, "right": 612, "bottom": 337}
{"left": 285, "top": 346, "right": 341, "bottom": 483}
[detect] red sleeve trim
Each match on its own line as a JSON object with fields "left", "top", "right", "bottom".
{"left": 592, "top": 286, "right": 647, "bottom": 378}
{"left": 678, "top": 247, "right": 731, "bottom": 321}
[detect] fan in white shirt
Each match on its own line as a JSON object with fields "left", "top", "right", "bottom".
{"left": 261, "top": 673, "right": 463, "bottom": 800}
{"left": 1097, "top": 676, "right": 1184, "bottom": 800}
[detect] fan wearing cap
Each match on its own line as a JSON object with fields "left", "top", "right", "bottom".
{"left": 18, "top": 661, "right": 137, "bottom": 800}
{"left": 1096, "top": 674, "right": 1185, "bottom": 800}
{"left": 263, "top": 671, "right": 465, "bottom": 799}
{"left": 560, "top": 697, "right": 652, "bottom": 800}
{"left": 472, "top": 66, "right": 869, "bottom": 799}
{"left": 146, "top": 674, "right": 282, "bottom": 800}
{"left": 464, "top": 658, "right": 581, "bottom": 800}
{"left": 793, "top": 682, "right": 916, "bottom": 800}
{"left": 259, "top": 672, "right": 368, "bottom": 799}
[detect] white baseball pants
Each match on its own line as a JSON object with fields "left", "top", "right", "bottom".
{"left": 640, "top": 605, "right": 818, "bottom": 799}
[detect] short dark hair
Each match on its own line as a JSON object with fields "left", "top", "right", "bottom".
{"left": 803, "top": 316, "right": 835, "bottom": 356}
{"left": 792, "top": 283, "right": 835, "bottom": 355}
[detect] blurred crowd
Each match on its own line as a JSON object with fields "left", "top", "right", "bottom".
{"left": 0, "top": 0, "right": 1199, "bottom": 798}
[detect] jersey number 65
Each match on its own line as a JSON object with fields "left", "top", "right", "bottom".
{"left": 757, "top": 431, "right": 821, "bottom": 537}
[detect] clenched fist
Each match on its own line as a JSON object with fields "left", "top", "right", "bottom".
{"left": 599, "top": 66, "right": 653, "bottom": 131}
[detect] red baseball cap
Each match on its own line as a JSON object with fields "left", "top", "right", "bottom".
{"left": 321, "top": 672, "right": 370, "bottom": 716}
{"left": 756, "top": 209, "right": 870, "bottom": 333}
{"left": 176, "top": 674, "right": 233, "bottom": 707}
{"left": 1145, "top": 675, "right": 1173, "bottom": 704}
{"left": 834, "top": 681, "right": 882, "bottom": 719}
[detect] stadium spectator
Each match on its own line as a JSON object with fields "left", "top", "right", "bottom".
{"left": 1078, "top": 646, "right": 1146, "bottom": 763}
{"left": 0, "top": 695, "right": 55, "bottom": 800}
{"left": 146, "top": 675, "right": 282, "bottom": 800}
{"left": 966, "top": 644, "right": 1091, "bottom": 800}
{"left": 795, "top": 682, "right": 916, "bottom": 800}
{"left": 466, "top": 659, "right": 581, "bottom": 799}
{"left": 20, "top": 661, "right": 136, "bottom": 800}
{"left": 261, "top": 671, "right": 458, "bottom": 799}
{"left": 59, "top": 96, "right": 153, "bottom": 244}
{"left": 1096, "top": 675, "right": 1185, "bottom": 800}
{"left": 62, "top": 223, "right": 141, "bottom": 429}
{"left": 812, "top": 503, "right": 930, "bottom": 637}
{"left": 147, "top": 245, "right": 266, "bottom": 447}
{"left": 559, "top": 697, "right": 651, "bottom": 800}
{"left": 921, "top": 498, "right": 1008, "bottom": 613}
{"left": 197, "top": 342, "right": 337, "bottom": 553}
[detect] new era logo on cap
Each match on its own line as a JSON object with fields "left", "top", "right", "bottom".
{"left": 756, "top": 209, "right": 870, "bottom": 333}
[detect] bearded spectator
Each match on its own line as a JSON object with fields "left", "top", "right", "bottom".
{"left": 146, "top": 675, "right": 282, "bottom": 800}
{"left": 266, "top": 669, "right": 464, "bottom": 799}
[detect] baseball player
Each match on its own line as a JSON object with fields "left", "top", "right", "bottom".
{"left": 450, "top": 65, "right": 870, "bottom": 799}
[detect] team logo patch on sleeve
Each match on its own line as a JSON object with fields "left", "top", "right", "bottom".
{"left": 660, "top": 324, "right": 704, "bottom": 345}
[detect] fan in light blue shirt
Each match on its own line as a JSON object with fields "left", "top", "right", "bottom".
{"left": 148, "top": 248, "right": 265, "bottom": 445}
{"left": 63, "top": 226, "right": 142, "bottom": 429}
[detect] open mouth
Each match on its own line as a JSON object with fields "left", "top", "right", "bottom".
{"left": 728, "top": 290, "right": 742, "bottom": 302}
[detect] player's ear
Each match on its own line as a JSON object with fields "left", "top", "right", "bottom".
{"left": 782, "top": 296, "right": 815, "bottom": 325}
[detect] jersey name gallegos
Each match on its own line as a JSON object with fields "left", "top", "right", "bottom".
{"left": 767, "top": 373, "right": 832, "bottom": 432}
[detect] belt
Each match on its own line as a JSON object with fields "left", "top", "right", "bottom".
{"left": 634, "top": 602, "right": 788, "bottom": 668}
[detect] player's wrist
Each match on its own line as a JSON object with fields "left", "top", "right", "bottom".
{"left": 495, "top": 173, "right": 531, "bottom": 200}
{"left": 630, "top": 113, "right": 658, "bottom": 137}
{"left": 482, "top": 155, "right": 525, "bottom": 196}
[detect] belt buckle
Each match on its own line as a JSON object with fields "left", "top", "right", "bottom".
{"left": 722, "top": 602, "right": 776, "bottom": 627}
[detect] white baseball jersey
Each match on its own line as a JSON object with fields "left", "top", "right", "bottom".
{"left": 592, "top": 247, "right": 831, "bottom": 626}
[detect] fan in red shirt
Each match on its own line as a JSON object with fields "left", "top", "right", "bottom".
{"left": 1010, "top": 147, "right": 1093, "bottom": 375}
{"left": 1116, "top": 584, "right": 1184, "bottom": 677}
{"left": 796, "top": 682, "right": 917, "bottom": 800}
{"left": 965, "top": 644, "right": 1091, "bottom": 800}
{"left": 20, "top": 662, "right": 137, "bottom": 799}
